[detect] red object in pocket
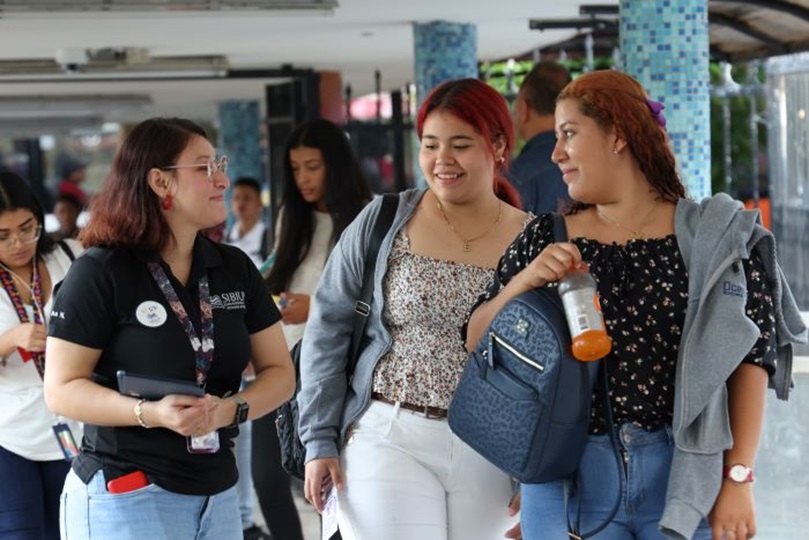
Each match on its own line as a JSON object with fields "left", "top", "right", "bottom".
{"left": 17, "top": 348, "right": 31, "bottom": 362}
{"left": 106, "top": 470, "right": 150, "bottom": 494}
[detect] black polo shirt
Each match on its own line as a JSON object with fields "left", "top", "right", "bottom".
{"left": 48, "top": 236, "right": 279, "bottom": 495}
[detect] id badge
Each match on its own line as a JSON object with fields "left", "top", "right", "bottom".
{"left": 52, "top": 422, "right": 80, "bottom": 461}
{"left": 186, "top": 431, "right": 220, "bottom": 454}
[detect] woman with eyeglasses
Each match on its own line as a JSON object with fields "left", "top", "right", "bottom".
{"left": 42, "top": 117, "right": 295, "bottom": 540}
{"left": 0, "top": 171, "right": 83, "bottom": 540}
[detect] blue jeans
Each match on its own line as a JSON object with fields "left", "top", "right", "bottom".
{"left": 0, "top": 446, "right": 70, "bottom": 540}
{"left": 234, "top": 418, "right": 256, "bottom": 529}
{"left": 60, "top": 469, "right": 241, "bottom": 539}
{"left": 521, "top": 424, "right": 712, "bottom": 539}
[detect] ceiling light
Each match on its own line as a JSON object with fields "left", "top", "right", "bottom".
{"left": 0, "top": 95, "right": 152, "bottom": 119}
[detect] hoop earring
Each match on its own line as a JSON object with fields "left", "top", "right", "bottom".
{"left": 161, "top": 194, "right": 172, "bottom": 211}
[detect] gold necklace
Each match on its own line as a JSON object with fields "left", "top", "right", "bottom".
{"left": 596, "top": 199, "right": 661, "bottom": 240}
{"left": 435, "top": 197, "right": 502, "bottom": 252}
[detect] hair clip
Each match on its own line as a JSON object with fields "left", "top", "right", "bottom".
{"left": 646, "top": 99, "right": 667, "bottom": 128}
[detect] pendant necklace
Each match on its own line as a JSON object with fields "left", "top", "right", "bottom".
{"left": 596, "top": 199, "right": 661, "bottom": 240}
{"left": 436, "top": 197, "right": 502, "bottom": 252}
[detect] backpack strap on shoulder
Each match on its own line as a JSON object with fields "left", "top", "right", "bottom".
{"left": 552, "top": 212, "right": 568, "bottom": 243}
{"left": 57, "top": 240, "right": 76, "bottom": 262}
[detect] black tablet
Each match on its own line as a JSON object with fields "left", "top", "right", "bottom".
{"left": 116, "top": 370, "right": 204, "bottom": 400}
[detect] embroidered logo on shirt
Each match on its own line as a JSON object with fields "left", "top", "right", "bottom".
{"left": 722, "top": 281, "right": 746, "bottom": 299}
{"left": 135, "top": 300, "right": 168, "bottom": 327}
{"left": 210, "top": 291, "right": 246, "bottom": 311}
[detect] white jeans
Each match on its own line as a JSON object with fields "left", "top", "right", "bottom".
{"left": 337, "top": 400, "right": 515, "bottom": 540}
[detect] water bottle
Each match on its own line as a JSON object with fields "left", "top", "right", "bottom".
{"left": 557, "top": 263, "right": 612, "bottom": 361}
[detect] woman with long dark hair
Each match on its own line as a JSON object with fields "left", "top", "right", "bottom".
{"left": 255, "top": 118, "right": 371, "bottom": 540}
{"left": 0, "top": 171, "right": 82, "bottom": 539}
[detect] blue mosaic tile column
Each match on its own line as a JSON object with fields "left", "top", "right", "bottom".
{"left": 217, "top": 100, "right": 263, "bottom": 183}
{"left": 217, "top": 100, "right": 263, "bottom": 226}
{"left": 620, "top": 0, "right": 711, "bottom": 199}
{"left": 412, "top": 21, "right": 477, "bottom": 186}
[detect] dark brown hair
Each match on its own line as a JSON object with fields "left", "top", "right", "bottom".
{"left": 520, "top": 61, "right": 571, "bottom": 116}
{"left": 557, "top": 70, "right": 686, "bottom": 211}
{"left": 81, "top": 118, "right": 207, "bottom": 250}
{"left": 0, "top": 171, "right": 55, "bottom": 256}
{"left": 417, "top": 78, "right": 521, "bottom": 208}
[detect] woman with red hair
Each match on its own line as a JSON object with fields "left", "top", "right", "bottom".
{"left": 467, "top": 70, "right": 806, "bottom": 540}
{"left": 298, "top": 78, "right": 526, "bottom": 539}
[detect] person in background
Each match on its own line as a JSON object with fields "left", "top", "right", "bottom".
{"left": 43, "top": 117, "right": 295, "bottom": 540}
{"left": 54, "top": 153, "right": 88, "bottom": 207}
{"left": 227, "top": 177, "right": 269, "bottom": 268}
{"left": 466, "top": 70, "right": 807, "bottom": 540}
{"left": 258, "top": 117, "right": 372, "bottom": 540}
{"left": 0, "top": 171, "right": 83, "bottom": 540}
{"left": 510, "top": 61, "right": 572, "bottom": 215}
{"left": 50, "top": 193, "right": 83, "bottom": 242}
{"left": 224, "top": 176, "right": 271, "bottom": 540}
{"left": 298, "top": 79, "right": 526, "bottom": 540}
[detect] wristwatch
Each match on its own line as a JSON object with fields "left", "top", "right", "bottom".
{"left": 228, "top": 396, "right": 249, "bottom": 427}
{"left": 723, "top": 464, "right": 755, "bottom": 484}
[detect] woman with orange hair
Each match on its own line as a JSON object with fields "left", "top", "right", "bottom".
{"left": 467, "top": 70, "right": 806, "bottom": 540}
{"left": 298, "top": 78, "right": 527, "bottom": 539}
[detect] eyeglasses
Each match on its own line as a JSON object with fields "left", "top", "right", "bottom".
{"left": 0, "top": 224, "right": 42, "bottom": 248}
{"left": 160, "top": 155, "right": 229, "bottom": 182}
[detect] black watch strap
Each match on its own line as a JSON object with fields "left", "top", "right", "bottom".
{"left": 230, "top": 396, "right": 249, "bottom": 427}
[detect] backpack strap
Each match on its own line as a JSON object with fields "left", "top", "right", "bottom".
{"left": 57, "top": 240, "right": 76, "bottom": 262}
{"left": 347, "top": 193, "right": 399, "bottom": 380}
{"left": 552, "top": 212, "right": 568, "bottom": 243}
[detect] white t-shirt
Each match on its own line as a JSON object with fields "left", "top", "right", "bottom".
{"left": 277, "top": 209, "right": 334, "bottom": 348}
{"left": 0, "top": 239, "right": 83, "bottom": 461}
{"left": 226, "top": 221, "right": 267, "bottom": 268}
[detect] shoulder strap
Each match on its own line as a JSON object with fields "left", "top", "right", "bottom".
{"left": 347, "top": 193, "right": 399, "bottom": 378}
{"left": 57, "top": 240, "right": 76, "bottom": 262}
{"left": 551, "top": 212, "right": 568, "bottom": 243}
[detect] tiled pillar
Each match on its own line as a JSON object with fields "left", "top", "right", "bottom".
{"left": 412, "top": 21, "right": 477, "bottom": 186}
{"left": 217, "top": 100, "right": 263, "bottom": 183}
{"left": 620, "top": 0, "right": 711, "bottom": 199}
{"left": 217, "top": 100, "right": 263, "bottom": 227}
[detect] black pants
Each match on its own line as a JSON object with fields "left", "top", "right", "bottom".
{"left": 252, "top": 411, "right": 305, "bottom": 540}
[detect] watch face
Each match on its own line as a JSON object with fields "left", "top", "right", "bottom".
{"left": 729, "top": 465, "right": 751, "bottom": 483}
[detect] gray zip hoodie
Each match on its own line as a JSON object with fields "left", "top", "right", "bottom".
{"left": 660, "top": 193, "right": 807, "bottom": 539}
{"left": 298, "top": 189, "right": 425, "bottom": 461}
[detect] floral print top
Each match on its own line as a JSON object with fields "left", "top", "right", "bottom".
{"left": 472, "top": 214, "right": 777, "bottom": 433}
{"left": 372, "top": 229, "right": 494, "bottom": 410}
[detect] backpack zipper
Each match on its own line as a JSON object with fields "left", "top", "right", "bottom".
{"left": 490, "top": 331, "right": 544, "bottom": 372}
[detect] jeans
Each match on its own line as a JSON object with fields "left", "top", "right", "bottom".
{"left": 60, "top": 469, "right": 241, "bottom": 540}
{"left": 234, "top": 419, "right": 256, "bottom": 529}
{"left": 0, "top": 446, "right": 70, "bottom": 540}
{"left": 337, "top": 400, "right": 514, "bottom": 540}
{"left": 521, "top": 424, "right": 712, "bottom": 539}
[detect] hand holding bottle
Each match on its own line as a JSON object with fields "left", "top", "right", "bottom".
{"left": 558, "top": 263, "right": 612, "bottom": 361}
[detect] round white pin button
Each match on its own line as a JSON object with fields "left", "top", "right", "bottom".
{"left": 135, "top": 301, "right": 168, "bottom": 328}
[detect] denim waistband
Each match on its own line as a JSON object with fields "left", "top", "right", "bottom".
{"left": 591, "top": 423, "right": 673, "bottom": 449}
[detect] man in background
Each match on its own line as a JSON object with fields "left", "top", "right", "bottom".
{"left": 227, "top": 177, "right": 269, "bottom": 267}
{"left": 510, "top": 61, "right": 572, "bottom": 215}
{"left": 50, "top": 193, "right": 83, "bottom": 242}
{"left": 225, "top": 176, "right": 271, "bottom": 540}
{"left": 55, "top": 153, "right": 88, "bottom": 206}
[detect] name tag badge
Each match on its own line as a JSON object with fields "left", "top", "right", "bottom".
{"left": 135, "top": 301, "right": 168, "bottom": 328}
{"left": 187, "top": 431, "right": 220, "bottom": 454}
{"left": 52, "top": 422, "right": 80, "bottom": 461}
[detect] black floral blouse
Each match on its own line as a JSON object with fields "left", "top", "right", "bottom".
{"left": 472, "top": 214, "right": 777, "bottom": 433}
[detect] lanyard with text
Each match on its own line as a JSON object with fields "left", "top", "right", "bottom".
{"left": 146, "top": 262, "right": 215, "bottom": 388}
{"left": 0, "top": 262, "right": 45, "bottom": 378}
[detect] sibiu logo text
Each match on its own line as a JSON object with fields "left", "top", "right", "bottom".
{"left": 210, "top": 291, "right": 246, "bottom": 311}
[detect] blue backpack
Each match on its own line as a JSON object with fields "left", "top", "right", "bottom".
{"left": 448, "top": 214, "right": 598, "bottom": 484}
